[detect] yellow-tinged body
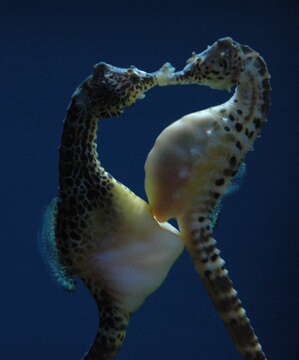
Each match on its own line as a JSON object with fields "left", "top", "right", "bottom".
{"left": 88, "top": 181, "right": 183, "bottom": 312}
{"left": 144, "top": 37, "right": 271, "bottom": 360}
{"left": 145, "top": 109, "right": 232, "bottom": 223}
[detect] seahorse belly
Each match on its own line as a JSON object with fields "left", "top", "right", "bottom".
{"left": 145, "top": 109, "right": 235, "bottom": 222}
{"left": 87, "top": 186, "right": 183, "bottom": 313}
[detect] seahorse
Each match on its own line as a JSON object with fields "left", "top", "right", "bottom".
{"left": 145, "top": 38, "right": 271, "bottom": 360}
{"left": 46, "top": 63, "right": 184, "bottom": 359}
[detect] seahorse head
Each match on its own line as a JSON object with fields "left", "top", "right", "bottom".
{"left": 83, "top": 62, "right": 157, "bottom": 118}
{"left": 181, "top": 37, "right": 244, "bottom": 91}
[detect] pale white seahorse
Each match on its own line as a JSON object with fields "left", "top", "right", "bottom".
{"left": 145, "top": 37, "right": 271, "bottom": 360}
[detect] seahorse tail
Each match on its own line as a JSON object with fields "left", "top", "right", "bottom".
{"left": 179, "top": 216, "right": 266, "bottom": 360}
{"left": 82, "top": 281, "right": 130, "bottom": 360}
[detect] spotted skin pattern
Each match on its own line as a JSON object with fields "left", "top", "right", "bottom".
{"left": 57, "top": 64, "right": 156, "bottom": 278}
{"left": 46, "top": 38, "right": 270, "bottom": 360}
{"left": 55, "top": 64, "right": 185, "bottom": 359}
{"left": 145, "top": 38, "right": 271, "bottom": 360}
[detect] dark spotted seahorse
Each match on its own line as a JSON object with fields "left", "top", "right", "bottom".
{"left": 42, "top": 64, "right": 184, "bottom": 359}
{"left": 145, "top": 38, "right": 271, "bottom": 360}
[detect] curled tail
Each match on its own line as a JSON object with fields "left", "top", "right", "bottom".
{"left": 82, "top": 279, "right": 130, "bottom": 360}
{"left": 178, "top": 213, "right": 266, "bottom": 360}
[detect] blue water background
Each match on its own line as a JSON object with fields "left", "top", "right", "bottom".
{"left": 1, "top": 2, "right": 297, "bottom": 359}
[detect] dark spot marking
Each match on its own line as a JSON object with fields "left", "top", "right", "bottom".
{"left": 237, "top": 109, "right": 243, "bottom": 115}
{"left": 262, "top": 78, "right": 271, "bottom": 89}
{"left": 224, "top": 126, "right": 230, "bottom": 132}
{"left": 236, "top": 141, "right": 242, "bottom": 150}
{"left": 213, "top": 192, "right": 220, "bottom": 199}
{"left": 235, "top": 123, "right": 243, "bottom": 132}
{"left": 204, "top": 270, "right": 212, "bottom": 278}
{"left": 253, "top": 118, "right": 261, "bottom": 129}
{"left": 212, "top": 275, "right": 232, "bottom": 292}
{"left": 229, "top": 318, "right": 238, "bottom": 326}
{"left": 205, "top": 246, "right": 216, "bottom": 255}
{"left": 87, "top": 190, "right": 99, "bottom": 201}
{"left": 230, "top": 156, "right": 237, "bottom": 167}
{"left": 229, "top": 114, "right": 235, "bottom": 121}
{"left": 217, "top": 297, "right": 236, "bottom": 313}
{"left": 228, "top": 321, "right": 255, "bottom": 347}
{"left": 198, "top": 216, "right": 205, "bottom": 222}
{"left": 211, "top": 254, "right": 218, "bottom": 262}
{"left": 215, "top": 178, "right": 225, "bottom": 186}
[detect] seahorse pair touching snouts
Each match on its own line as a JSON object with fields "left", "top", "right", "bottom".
{"left": 146, "top": 38, "right": 271, "bottom": 360}
{"left": 41, "top": 37, "right": 271, "bottom": 360}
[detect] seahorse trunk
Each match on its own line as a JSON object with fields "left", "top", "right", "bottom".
{"left": 178, "top": 212, "right": 266, "bottom": 360}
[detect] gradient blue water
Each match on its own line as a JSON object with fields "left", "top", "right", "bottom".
{"left": 1, "top": 2, "right": 297, "bottom": 359}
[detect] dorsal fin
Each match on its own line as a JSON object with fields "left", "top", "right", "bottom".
{"left": 38, "top": 197, "right": 76, "bottom": 292}
{"left": 226, "top": 162, "right": 246, "bottom": 195}
{"left": 211, "top": 162, "right": 247, "bottom": 229}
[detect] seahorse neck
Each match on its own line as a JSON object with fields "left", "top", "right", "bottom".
{"left": 58, "top": 87, "right": 105, "bottom": 198}
{"left": 225, "top": 52, "right": 271, "bottom": 132}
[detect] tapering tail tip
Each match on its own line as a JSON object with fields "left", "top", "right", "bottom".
{"left": 83, "top": 306, "right": 130, "bottom": 360}
{"left": 180, "top": 219, "right": 267, "bottom": 360}
{"left": 81, "top": 284, "right": 130, "bottom": 360}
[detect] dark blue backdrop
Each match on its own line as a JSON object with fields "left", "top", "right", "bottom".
{"left": 1, "top": 1, "right": 298, "bottom": 359}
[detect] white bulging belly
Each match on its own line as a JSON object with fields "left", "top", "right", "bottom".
{"left": 145, "top": 109, "right": 217, "bottom": 222}
{"left": 90, "top": 204, "right": 183, "bottom": 312}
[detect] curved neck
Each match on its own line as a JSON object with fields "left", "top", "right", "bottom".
{"left": 58, "top": 88, "right": 106, "bottom": 198}
{"left": 226, "top": 53, "right": 271, "bottom": 130}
